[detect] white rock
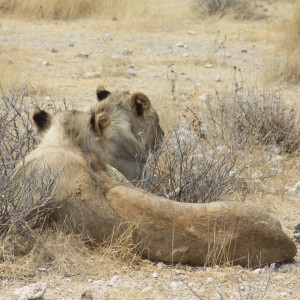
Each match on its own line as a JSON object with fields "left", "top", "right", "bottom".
{"left": 44, "top": 96, "right": 51, "bottom": 102}
{"left": 42, "top": 60, "right": 49, "bottom": 66}
{"left": 207, "top": 277, "right": 214, "bottom": 283}
{"left": 252, "top": 268, "right": 265, "bottom": 274}
{"left": 14, "top": 282, "right": 47, "bottom": 300}
{"left": 187, "top": 30, "right": 197, "bottom": 35}
{"left": 127, "top": 69, "right": 136, "bottom": 76}
{"left": 285, "top": 180, "right": 300, "bottom": 199}
{"left": 83, "top": 72, "right": 101, "bottom": 79}
{"left": 156, "top": 262, "right": 166, "bottom": 269}
{"left": 152, "top": 272, "right": 159, "bottom": 279}
{"left": 200, "top": 93, "right": 209, "bottom": 101}
{"left": 170, "top": 281, "right": 181, "bottom": 289}
{"left": 215, "top": 75, "right": 221, "bottom": 82}
{"left": 205, "top": 64, "right": 213, "bottom": 68}
{"left": 176, "top": 41, "right": 184, "bottom": 48}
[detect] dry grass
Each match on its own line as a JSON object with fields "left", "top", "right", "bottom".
{"left": 0, "top": 0, "right": 193, "bottom": 28}
{"left": 263, "top": 1, "right": 300, "bottom": 84}
{"left": 194, "top": 0, "right": 265, "bottom": 19}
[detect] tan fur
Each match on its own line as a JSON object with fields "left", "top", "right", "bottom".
{"left": 12, "top": 108, "right": 296, "bottom": 267}
{"left": 91, "top": 87, "right": 164, "bottom": 184}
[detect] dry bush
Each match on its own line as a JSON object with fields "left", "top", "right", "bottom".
{"left": 0, "top": 0, "right": 96, "bottom": 20}
{"left": 0, "top": 86, "right": 142, "bottom": 276}
{"left": 203, "top": 83, "right": 300, "bottom": 154}
{"left": 0, "top": 86, "right": 71, "bottom": 249}
{"left": 195, "top": 0, "right": 265, "bottom": 19}
{"left": 139, "top": 82, "right": 299, "bottom": 203}
{"left": 197, "top": 0, "right": 248, "bottom": 14}
{"left": 263, "top": 1, "right": 300, "bottom": 84}
{"left": 138, "top": 120, "right": 248, "bottom": 204}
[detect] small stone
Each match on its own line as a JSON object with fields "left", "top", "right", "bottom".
{"left": 175, "top": 270, "right": 183, "bottom": 275}
{"left": 14, "top": 282, "right": 47, "bottom": 300}
{"left": 42, "top": 60, "right": 49, "bottom": 66}
{"left": 226, "top": 53, "right": 231, "bottom": 58}
{"left": 241, "top": 49, "right": 247, "bottom": 53}
{"left": 152, "top": 272, "right": 159, "bottom": 279}
{"left": 215, "top": 75, "right": 221, "bottom": 82}
{"left": 252, "top": 268, "right": 262, "bottom": 274}
{"left": 127, "top": 69, "right": 136, "bottom": 76}
{"left": 281, "top": 291, "right": 290, "bottom": 298}
{"left": 176, "top": 41, "right": 185, "bottom": 48}
{"left": 69, "top": 43, "right": 74, "bottom": 47}
{"left": 38, "top": 267, "right": 47, "bottom": 273}
{"left": 200, "top": 93, "right": 209, "bottom": 101}
{"left": 207, "top": 277, "right": 214, "bottom": 283}
{"left": 44, "top": 96, "right": 51, "bottom": 102}
{"left": 187, "top": 30, "right": 197, "bottom": 35}
{"left": 50, "top": 48, "right": 58, "bottom": 53}
{"left": 170, "top": 281, "right": 180, "bottom": 289}
{"left": 156, "top": 262, "right": 166, "bottom": 269}
{"left": 83, "top": 72, "right": 101, "bottom": 79}
{"left": 205, "top": 64, "right": 213, "bottom": 68}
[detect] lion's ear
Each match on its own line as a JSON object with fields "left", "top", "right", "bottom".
{"left": 96, "top": 86, "right": 111, "bottom": 101}
{"left": 90, "top": 112, "right": 111, "bottom": 134}
{"left": 130, "top": 92, "right": 152, "bottom": 117}
{"left": 32, "top": 107, "right": 53, "bottom": 133}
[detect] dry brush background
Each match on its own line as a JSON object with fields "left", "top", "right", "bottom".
{"left": 1, "top": 0, "right": 300, "bottom": 299}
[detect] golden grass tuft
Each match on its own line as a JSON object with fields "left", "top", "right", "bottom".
{"left": 0, "top": 224, "right": 142, "bottom": 278}
{"left": 0, "top": 0, "right": 193, "bottom": 29}
{"left": 263, "top": 1, "right": 300, "bottom": 84}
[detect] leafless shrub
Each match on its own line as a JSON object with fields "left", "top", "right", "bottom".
{"left": 203, "top": 83, "right": 300, "bottom": 153}
{"left": 196, "top": 0, "right": 249, "bottom": 14}
{"left": 138, "top": 120, "right": 248, "bottom": 204}
{"left": 0, "top": 86, "right": 69, "bottom": 243}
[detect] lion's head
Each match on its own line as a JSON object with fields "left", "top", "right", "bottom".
{"left": 92, "top": 86, "right": 164, "bottom": 183}
{"left": 32, "top": 107, "right": 111, "bottom": 171}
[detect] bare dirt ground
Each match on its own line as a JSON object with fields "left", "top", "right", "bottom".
{"left": 1, "top": 0, "right": 300, "bottom": 299}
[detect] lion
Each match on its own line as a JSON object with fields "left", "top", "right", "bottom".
{"left": 91, "top": 86, "right": 164, "bottom": 184}
{"left": 12, "top": 107, "right": 296, "bottom": 267}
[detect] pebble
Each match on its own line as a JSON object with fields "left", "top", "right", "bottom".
{"left": 170, "top": 281, "right": 180, "bottom": 289}
{"left": 83, "top": 72, "right": 101, "bottom": 79}
{"left": 156, "top": 262, "right": 166, "bottom": 269}
{"left": 207, "top": 277, "right": 214, "bottom": 283}
{"left": 205, "top": 64, "right": 213, "bottom": 68}
{"left": 241, "top": 49, "right": 248, "bottom": 53}
{"left": 215, "top": 75, "right": 221, "bottom": 82}
{"left": 127, "top": 69, "right": 136, "bottom": 76}
{"left": 176, "top": 41, "right": 184, "bottom": 48}
{"left": 200, "top": 93, "right": 209, "bottom": 101}
{"left": 14, "top": 282, "right": 47, "bottom": 300}
{"left": 187, "top": 30, "right": 197, "bottom": 35}
{"left": 152, "top": 272, "right": 159, "bottom": 279}
{"left": 42, "top": 60, "right": 49, "bottom": 66}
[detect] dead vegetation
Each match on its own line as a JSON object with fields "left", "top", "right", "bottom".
{"left": 264, "top": 1, "right": 300, "bottom": 84}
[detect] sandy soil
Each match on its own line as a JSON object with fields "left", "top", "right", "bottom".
{"left": 0, "top": 0, "right": 300, "bottom": 299}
